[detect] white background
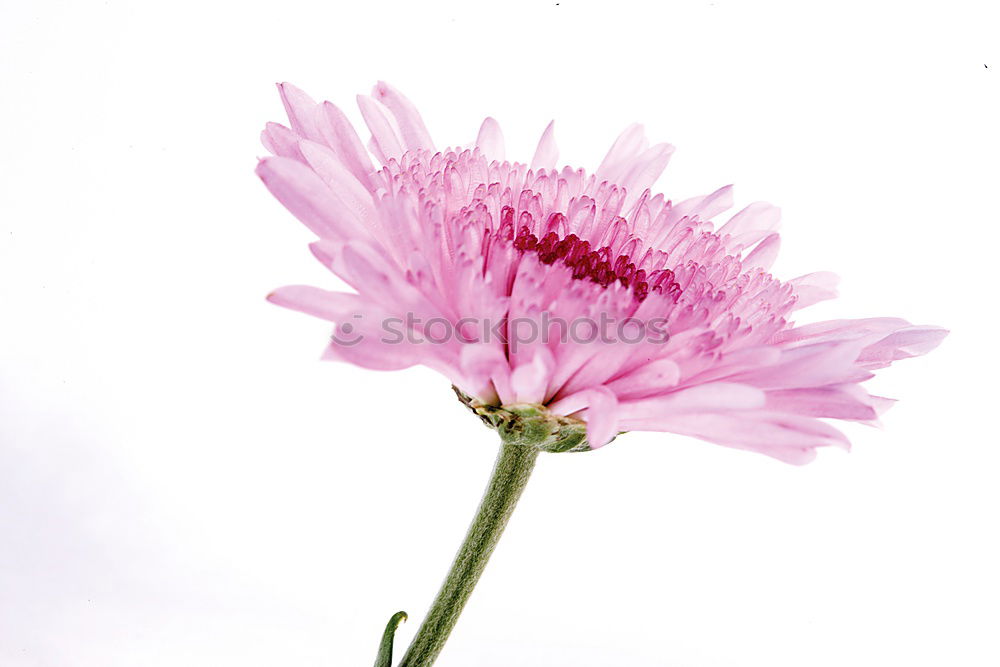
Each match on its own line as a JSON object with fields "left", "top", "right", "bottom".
{"left": 1, "top": 1, "right": 997, "bottom": 665}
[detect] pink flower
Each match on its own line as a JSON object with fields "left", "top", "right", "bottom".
{"left": 258, "top": 81, "right": 945, "bottom": 464}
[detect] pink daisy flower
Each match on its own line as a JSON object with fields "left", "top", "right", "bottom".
{"left": 258, "top": 81, "right": 947, "bottom": 667}
{"left": 258, "top": 81, "right": 945, "bottom": 464}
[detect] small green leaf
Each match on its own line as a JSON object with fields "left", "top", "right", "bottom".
{"left": 373, "top": 611, "right": 408, "bottom": 667}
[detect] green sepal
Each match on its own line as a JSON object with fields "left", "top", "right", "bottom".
{"left": 453, "top": 387, "right": 603, "bottom": 452}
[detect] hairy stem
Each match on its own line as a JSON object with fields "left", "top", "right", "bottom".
{"left": 398, "top": 442, "right": 539, "bottom": 667}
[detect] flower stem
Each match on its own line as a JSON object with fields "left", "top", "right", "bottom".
{"left": 398, "top": 442, "right": 539, "bottom": 667}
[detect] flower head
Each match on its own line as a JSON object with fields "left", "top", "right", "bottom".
{"left": 259, "top": 81, "right": 945, "bottom": 463}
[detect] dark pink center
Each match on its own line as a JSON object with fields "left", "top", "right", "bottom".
{"left": 497, "top": 206, "right": 681, "bottom": 302}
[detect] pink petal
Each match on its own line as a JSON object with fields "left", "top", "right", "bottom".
{"left": 261, "top": 122, "right": 304, "bottom": 160}
{"left": 772, "top": 317, "right": 912, "bottom": 347}
{"left": 315, "top": 101, "right": 377, "bottom": 190}
{"left": 277, "top": 82, "right": 321, "bottom": 141}
{"left": 605, "top": 358, "right": 681, "bottom": 398}
{"left": 597, "top": 123, "right": 648, "bottom": 182}
{"left": 742, "top": 232, "right": 781, "bottom": 271}
{"left": 530, "top": 120, "right": 558, "bottom": 171}
{"left": 511, "top": 348, "right": 556, "bottom": 404}
{"left": 623, "top": 411, "right": 849, "bottom": 464}
{"left": 267, "top": 285, "right": 364, "bottom": 321}
{"left": 856, "top": 326, "right": 949, "bottom": 369}
{"left": 617, "top": 382, "right": 765, "bottom": 421}
{"left": 581, "top": 387, "right": 620, "bottom": 448}
{"left": 256, "top": 157, "right": 368, "bottom": 241}
{"left": 673, "top": 185, "right": 734, "bottom": 221}
{"left": 268, "top": 286, "right": 422, "bottom": 372}
{"left": 357, "top": 94, "right": 404, "bottom": 163}
{"left": 339, "top": 241, "right": 419, "bottom": 310}
{"left": 765, "top": 384, "right": 888, "bottom": 422}
{"left": 458, "top": 343, "right": 511, "bottom": 405}
{"left": 475, "top": 117, "right": 505, "bottom": 162}
{"left": 788, "top": 271, "right": 839, "bottom": 310}
{"left": 297, "top": 139, "right": 377, "bottom": 229}
{"left": 373, "top": 81, "right": 434, "bottom": 152}
{"left": 730, "top": 340, "right": 872, "bottom": 390}
{"left": 620, "top": 143, "right": 675, "bottom": 208}
{"left": 718, "top": 201, "right": 782, "bottom": 244}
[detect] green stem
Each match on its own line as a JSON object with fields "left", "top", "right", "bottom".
{"left": 398, "top": 442, "right": 539, "bottom": 667}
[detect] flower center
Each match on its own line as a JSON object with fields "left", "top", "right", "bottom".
{"left": 498, "top": 206, "right": 682, "bottom": 302}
